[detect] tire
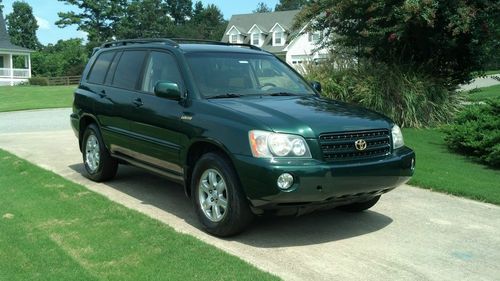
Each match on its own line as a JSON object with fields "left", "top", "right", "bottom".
{"left": 191, "top": 152, "right": 254, "bottom": 237}
{"left": 82, "top": 123, "right": 118, "bottom": 182}
{"left": 337, "top": 195, "right": 381, "bottom": 212}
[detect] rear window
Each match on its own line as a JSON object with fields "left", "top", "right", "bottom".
{"left": 112, "top": 50, "right": 147, "bottom": 90}
{"left": 87, "top": 51, "right": 115, "bottom": 84}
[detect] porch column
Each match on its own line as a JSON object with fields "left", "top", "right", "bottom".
{"left": 9, "top": 53, "right": 13, "bottom": 86}
{"left": 27, "top": 54, "right": 31, "bottom": 78}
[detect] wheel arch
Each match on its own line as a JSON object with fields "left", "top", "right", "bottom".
{"left": 183, "top": 139, "right": 240, "bottom": 198}
{"left": 78, "top": 114, "right": 100, "bottom": 152}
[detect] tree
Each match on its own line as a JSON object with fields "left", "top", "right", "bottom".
{"left": 166, "top": 0, "right": 192, "bottom": 25}
{"left": 5, "top": 1, "right": 41, "bottom": 50}
{"left": 253, "top": 2, "right": 272, "bottom": 13}
{"left": 56, "top": 0, "right": 127, "bottom": 46}
{"left": 275, "top": 0, "right": 307, "bottom": 11}
{"left": 184, "top": 3, "right": 226, "bottom": 40}
{"left": 115, "top": 0, "right": 174, "bottom": 39}
{"left": 296, "top": 0, "right": 500, "bottom": 87}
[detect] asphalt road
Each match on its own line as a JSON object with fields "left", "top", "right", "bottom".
{"left": 1, "top": 109, "right": 500, "bottom": 281}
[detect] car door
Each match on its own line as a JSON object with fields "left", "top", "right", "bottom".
{"left": 99, "top": 49, "right": 148, "bottom": 156}
{"left": 126, "top": 50, "right": 187, "bottom": 181}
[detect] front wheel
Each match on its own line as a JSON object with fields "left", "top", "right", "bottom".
{"left": 191, "top": 153, "right": 254, "bottom": 237}
{"left": 336, "top": 195, "right": 381, "bottom": 212}
{"left": 82, "top": 124, "right": 118, "bottom": 182}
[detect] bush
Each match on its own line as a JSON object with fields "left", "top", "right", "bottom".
{"left": 305, "top": 60, "right": 463, "bottom": 127}
{"left": 28, "top": 77, "right": 49, "bottom": 86}
{"left": 444, "top": 98, "right": 500, "bottom": 168}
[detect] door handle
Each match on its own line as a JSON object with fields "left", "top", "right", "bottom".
{"left": 133, "top": 98, "right": 143, "bottom": 107}
{"left": 98, "top": 90, "right": 106, "bottom": 98}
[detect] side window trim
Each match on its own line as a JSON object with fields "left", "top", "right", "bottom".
{"left": 104, "top": 51, "right": 122, "bottom": 86}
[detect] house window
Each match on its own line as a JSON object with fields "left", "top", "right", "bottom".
{"left": 274, "top": 32, "right": 283, "bottom": 45}
{"left": 252, "top": 33, "right": 260, "bottom": 46}
{"left": 0, "top": 56, "right": 4, "bottom": 68}
{"left": 308, "top": 32, "right": 320, "bottom": 43}
{"left": 230, "top": 34, "right": 238, "bottom": 43}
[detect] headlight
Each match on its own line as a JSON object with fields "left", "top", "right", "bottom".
{"left": 392, "top": 125, "right": 404, "bottom": 149}
{"left": 249, "top": 130, "right": 312, "bottom": 158}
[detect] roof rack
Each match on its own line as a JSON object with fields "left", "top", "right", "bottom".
{"left": 100, "top": 38, "right": 178, "bottom": 48}
{"left": 170, "top": 38, "right": 264, "bottom": 51}
{"left": 98, "top": 38, "right": 265, "bottom": 52}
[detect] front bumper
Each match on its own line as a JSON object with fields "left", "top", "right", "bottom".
{"left": 233, "top": 146, "right": 415, "bottom": 212}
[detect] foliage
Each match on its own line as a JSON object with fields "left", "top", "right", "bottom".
{"left": 296, "top": 0, "right": 500, "bottom": 88}
{"left": 56, "top": 0, "right": 127, "bottom": 46}
{"left": 166, "top": 0, "right": 192, "bottom": 25}
{"left": 404, "top": 128, "right": 500, "bottom": 205}
{"left": 254, "top": 2, "right": 272, "bottom": 13}
{"left": 305, "top": 59, "right": 463, "bottom": 127}
{"left": 115, "top": 0, "right": 174, "bottom": 39}
{"left": 5, "top": 1, "right": 41, "bottom": 50}
{"left": 444, "top": 99, "right": 500, "bottom": 167}
{"left": 28, "top": 77, "right": 49, "bottom": 86}
{"left": 275, "top": 0, "right": 307, "bottom": 11}
{"left": 182, "top": 3, "right": 226, "bottom": 40}
{"left": 31, "top": 39, "right": 88, "bottom": 77}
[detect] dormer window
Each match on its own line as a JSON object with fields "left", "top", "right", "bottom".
{"left": 270, "top": 23, "right": 286, "bottom": 47}
{"left": 308, "top": 32, "right": 320, "bottom": 43}
{"left": 274, "top": 31, "right": 283, "bottom": 45}
{"left": 230, "top": 34, "right": 238, "bottom": 43}
{"left": 252, "top": 33, "right": 260, "bottom": 46}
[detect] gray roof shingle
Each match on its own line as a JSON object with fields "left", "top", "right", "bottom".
{"left": 221, "top": 10, "right": 301, "bottom": 54}
{"left": 0, "top": 10, "right": 33, "bottom": 52}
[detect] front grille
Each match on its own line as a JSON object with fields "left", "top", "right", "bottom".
{"left": 319, "top": 129, "right": 391, "bottom": 162}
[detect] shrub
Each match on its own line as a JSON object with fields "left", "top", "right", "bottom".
{"left": 28, "top": 77, "right": 49, "bottom": 86}
{"left": 305, "top": 60, "right": 463, "bottom": 127}
{"left": 444, "top": 98, "right": 500, "bottom": 168}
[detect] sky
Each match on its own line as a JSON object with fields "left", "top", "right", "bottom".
{"left": 2, "top": 0, "right": 280, "bottom": 45}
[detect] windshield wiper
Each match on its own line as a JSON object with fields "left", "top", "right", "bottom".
{"left": 267, "top": 92, "right": 299, "bottom": 96}
{"left": 207, "top": 93, "right": 243, "bottom": 99}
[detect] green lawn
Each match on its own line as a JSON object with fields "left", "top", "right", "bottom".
{"left": 467, "top": 84, "right": 500, "bottom": 102}
{"left": 0, "top": 85, "right": 75, "bottom": 112}
{"left": 0, "top": 149, "right": 277, "bottom": 281}
{"left": 404, "top": 128, "right": 500, "bottom": 205}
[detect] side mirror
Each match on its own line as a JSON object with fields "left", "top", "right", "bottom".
{"left": 310, "top": 81, "right": 322, "bottom": 93}
{"left": 154, "top": 82, "right": 181, "bottom": 100}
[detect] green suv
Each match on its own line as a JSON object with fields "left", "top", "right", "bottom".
{"left": 71, "top": 38, "right": 415, "bottom": 236}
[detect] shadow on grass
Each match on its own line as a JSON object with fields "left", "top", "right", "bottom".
{"left": 69, "top": 163, "right": 393, "bottom": 248}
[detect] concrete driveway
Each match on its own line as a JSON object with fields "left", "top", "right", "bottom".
{"left": 1, "top": 108, "right": 499, "bottom": 281}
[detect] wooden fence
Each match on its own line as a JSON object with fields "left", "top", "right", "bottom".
{"left": 39, "top": 76, "right": 82, "bottom": 86}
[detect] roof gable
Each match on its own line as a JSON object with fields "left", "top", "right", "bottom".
{"left": 248, "top": 24, "right": 267, "bottom": 34}
{"left": 269, "top": 23, "right": 285, "bottom": 33}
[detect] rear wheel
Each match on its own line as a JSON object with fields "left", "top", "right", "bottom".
{"left": 337, "top": 195, "right": 381, "bottom": 212}
{"left": 82, "top": 124, "right": 118, "bottom": 182}
{"left": 191, "top": 152, "right": 254, "bottom": 237}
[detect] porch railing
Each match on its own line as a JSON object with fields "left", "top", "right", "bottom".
{"left": 0, "top": 68, "right": 30, "bottom": 78}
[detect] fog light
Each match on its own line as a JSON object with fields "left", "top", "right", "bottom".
{"left": 277, "top": 173, "right": 294, "bottom": 190}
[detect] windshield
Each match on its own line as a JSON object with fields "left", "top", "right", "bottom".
{"left": 185, "top": 52, "right": 316, "bottom": 98}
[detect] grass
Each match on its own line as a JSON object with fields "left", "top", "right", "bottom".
{"left": 404, "top": 128, "right": 500, "bottom": 205}
{"left": 0, "top": 149, "right": 277, "bottom": 281}
{"left": 467, "top": 84, "right": 500, "bottom": 102}
{"left": 0, "top": 85, "right": 74, "bottom": 112}
{"left": 473, "top": 69, "right": 500, "bottom": 77}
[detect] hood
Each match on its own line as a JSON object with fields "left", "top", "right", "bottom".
{"left": 208, "top": 96, "right": 392, "bottom": 138}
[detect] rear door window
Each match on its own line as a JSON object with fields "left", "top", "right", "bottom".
{"left": 112, "top": 50, "right": 147, "bottom": 90}
{"left": 87, "top": 51, "right": 115, "bottom": 84}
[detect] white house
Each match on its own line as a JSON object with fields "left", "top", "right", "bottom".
{"left": 221, "top": 10, "right": 328, "bottom": 71}
{"left": 0, "top": 10, "right": 33, "bottom": 86}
